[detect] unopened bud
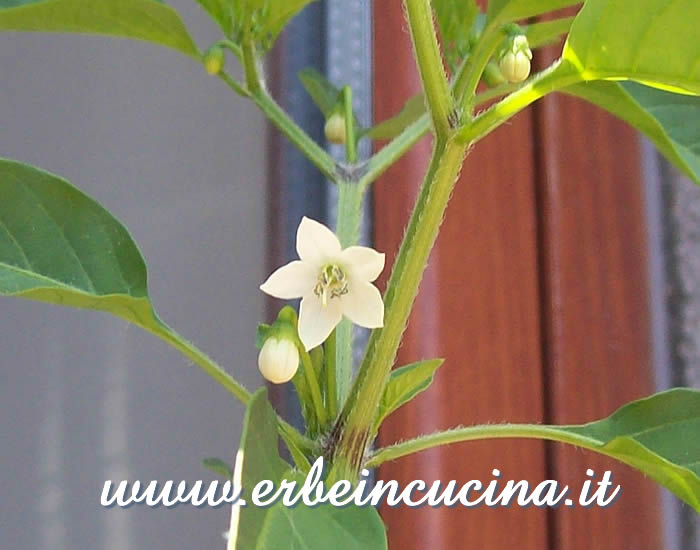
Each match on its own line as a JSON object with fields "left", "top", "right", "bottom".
{"left": 204, "top": 46, "right": 225, "bottom": 76}
{"left": 498, "top": 35, "right": 532, "bottom": 83}
{"left": 324, "top": 112, "right": 347, "bottom": 144}
{"left": 258, "top": 337, "right": 299, "bottom": 384}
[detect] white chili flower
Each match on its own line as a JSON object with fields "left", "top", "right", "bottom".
{"left": 260, "top": 216, "right": 385, "bottom": 351}
{"left": 258, "top": 336, "right": 299, "bottom": 384}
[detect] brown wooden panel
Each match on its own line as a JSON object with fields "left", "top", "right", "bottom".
{"left": 374, "top": 3, "right": 549, "bottom": 548}
{"left": 533, "top": 36, "right": 663, "bottom": 550}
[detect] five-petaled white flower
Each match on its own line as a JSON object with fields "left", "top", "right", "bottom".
{"left": 260, "top": 216, "right": 385, "bottom": 351}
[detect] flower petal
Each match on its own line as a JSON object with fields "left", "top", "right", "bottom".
{"left": 296, "top": 216, "right": 341, "bottom": 266}
{"left": 260, "top": 260, "right": 315, "bottom": 299}
{"left": 298, "top": 294, "right": 342, "bottom": 350}
{"left": 341, "top": 281, "right": 384, "bottom": 328}
{"left": 341, "top": 246, "right": 385, "bottom": 282}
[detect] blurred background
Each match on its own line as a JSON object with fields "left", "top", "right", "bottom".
{"left": 0, "top": 1, "right": 698, "bottom": 549}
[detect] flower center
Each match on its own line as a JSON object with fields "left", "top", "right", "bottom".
{"left": 313, "top": 264, "right": 348, "bottom": 306}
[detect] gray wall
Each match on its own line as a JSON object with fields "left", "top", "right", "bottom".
{"left": 0, "top": 2, "right": 266, "bottom": 548}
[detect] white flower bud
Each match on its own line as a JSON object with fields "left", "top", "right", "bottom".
{"left": 499, "top": 50, "right": 531, "bottom": 82}
{"left": 324, "top": 113, "right": 347, "bottom": 144}
{"left": 258, "top": 337, "right": 299, "bottom": 384}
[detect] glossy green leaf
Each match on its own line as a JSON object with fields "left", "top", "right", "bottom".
{"left": 374, "top": 359, "right": 444, "bottom": 430}
{"left": 195, "top": 0, "right": 234, "bottom": 37}
{"left": 0, "top": 0, "right": 198, "bottom": 57}
{"left": 0, "top": 158, "right": 162, "bottom": 329}
{"left": 434, "top": 0, "right": 478, "bottom": 70}
{"left": 202, "top": 457, "right": 234, "bottom": 480}
{"left": 228, "top": 389, "right": 387, "bottom": 550}
{"left": 562, "top": 0, "right": 700, "bottom": 94}
{"left": 363, "top": 95, "right": 426, "bottom": 141}
{"left": 563, "top": 388, "right": 700, "bottom": 511}
{"left": 487, "top": 0, "right": 580, "bottom": 24}
{"left": 564, "top": 81, "right": 700, "bottom": 184}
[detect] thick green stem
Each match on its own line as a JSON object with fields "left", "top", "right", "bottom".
{"left": 365, "top": 424, "right": 605, "bottom": 469}
{"left": 329, "top": 137, "right": 467, "bottom": 482}
{"left": 404, "top": 0, "right": 453, "bottom": 139}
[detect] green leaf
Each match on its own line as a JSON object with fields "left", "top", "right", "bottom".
{"left": 229, "top": 389, "right": 387, "bottom": 550}
{"left": 0, "top": 158, "right": 162, "bottom": 329}
{"left": 257, "top": 482, "right": 388, "bottom": 550}
{"left": 298, "top": 67, "right": 363, "bottom": 135}
{"left": 0, "top": 158, "right": 252, "bottom": 406}
{"left": 370, "top": 389, "right": 700, "bottom": 513}
{"left": 228, "top": 388, "right": 289, "bottom": 550}
{"left": 374, "top": 359, "right": 444, "bottom": 430}
{"left": 562, "top": 0, "right": 700, "bottom": 94}
{"left": 265, "top": 0, "right": 316, "bottom": 43}
{"left": 194, "top": 0, "right": 234, "bottom": 37}
{"left": 363, "top": 94, "right": 426, "bottom": 141}
{"left": 298, "top": 67, "right": 342, "bottom": 118}
{"left": 564, "top": 81, "right": 700, "bottom": 184}
{"left": 563, "top": 388, "right": 700, "bottom": 511}
{"left": 202, "top": 457, "right": 234, "bottom": 479}
{"left": 487, "top": 0, "right": 580, "bottom": 24}
{"left": 434, "top": 0, "right": 478, "bottom": 70}
{"left": 0, "top": 0, "right": 198, "bottom": 57}
{"left": 524, "top": 16, "right": 574, "bottom": 49}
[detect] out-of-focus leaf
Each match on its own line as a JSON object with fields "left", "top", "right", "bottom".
{"left": 194, "top": 0, "right": 234, "bottom": 37}
{"left": 0, "top": 0, "right": 198, "bottom": 57}
{"left": 434, "top": 0, "right": 478, "bottom": 70}
{"left": 363, "top": 94, "right": 426, "bottom": 141}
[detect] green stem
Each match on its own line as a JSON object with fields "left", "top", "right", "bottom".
{"left": 365, "top": 424, "right": 606, "bottom": 469}
{"left": 454, "top": 22, "right": 506, "bottom": 114}
{"left": 334, "top": 85, "right": 366, "bottom": 407}
{"left": 145, "top": 318, "right": 313, "bottom": 453}
{"left": 358, "top": 114, "right": 431, "bottom": 190}
{"left": 404, "top": 0, "right": 453, "bottom": 139}
{"left": 329, "top": 137, "right": 467, "bottom": 482}
{"left": 241, "top": 34, "right": 261, "bottom": 94}
{"left": 249, "top": 87, "right": 338, "bottom": 181}
{"left": 457, "top": 61, "right": 580, "bottom": 145}
{"left": 342, "top": 86, "right": 357, "bottom": 162}
{"left": 325, "top": 330, "right": 338, "bottom": 421}
{"left": 297, "top": 342, "right": 327, "bottom": 428}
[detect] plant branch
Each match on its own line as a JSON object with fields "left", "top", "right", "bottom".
{"left": 365, "top": 424, "right": 603, "bottom": 468}
{"left": 329, "top": 137, "right": 467, "bottom": 482}
{"left": 146, "top": 318, "right": 313, "bottom": 453}
{"left": 249, "top": 87, "right": 338, "bottom": 181}
{"left": 404, "top": 0, "right": 453, "bottom": 139}
{"left": 454, "top": 22, "right": 506, "bottom": 115}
